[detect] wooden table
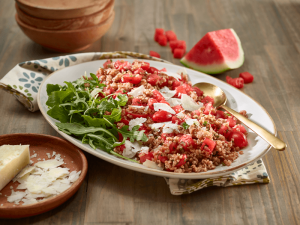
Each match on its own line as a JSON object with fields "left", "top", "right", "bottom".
{"left": 1, "top": 0, "right": 300, "bottom": 224}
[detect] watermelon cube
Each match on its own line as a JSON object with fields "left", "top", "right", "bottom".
{"left": 170, "top": 40, "right": 186, "bottom": 53}
{"left": 149, "top": 51, "right": 161, "bottom": 58}
{"left": 154, "top": 28, "right": 164, "bottom": 42}
{"left": 173, "top": 48, "right": 185, "bottom": 58}
{"left": 166, "top": 30, "right": 177, "bottom": 42}
{"left": 158, "top": 35, "right": 167, "bottom": 46}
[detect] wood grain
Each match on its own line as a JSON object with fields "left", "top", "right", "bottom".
{"left": 1, "top": 0, "right": 300, "bottom": 224}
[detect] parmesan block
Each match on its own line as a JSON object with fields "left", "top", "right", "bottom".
{"left": 0, "top": 145, "right": 30, "bottom": 191}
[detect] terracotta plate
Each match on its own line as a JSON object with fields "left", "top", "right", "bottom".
{"left": 0, "top": 133, "right": 88, "bottom": 219}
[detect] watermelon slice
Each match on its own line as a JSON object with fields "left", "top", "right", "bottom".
{"left": 180, "top": 29, "right": 244, "bottom": 74}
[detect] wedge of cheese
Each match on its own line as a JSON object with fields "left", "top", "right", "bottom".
{"left": 0, "top": 145, "right": 30, "bottom": 191}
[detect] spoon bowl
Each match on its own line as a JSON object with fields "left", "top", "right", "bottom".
{"left": 193, "top": 82, "right": 287, "bottom": 151}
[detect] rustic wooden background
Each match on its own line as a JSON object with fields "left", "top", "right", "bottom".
{"left": 1, "top": 0, "right": 300, "bottom": 224}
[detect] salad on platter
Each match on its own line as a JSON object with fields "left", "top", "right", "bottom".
{"left": 46, "top": 59, "right": 249, "bottom": 173}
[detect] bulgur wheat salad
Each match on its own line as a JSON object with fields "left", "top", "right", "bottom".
{"left": 46, "top": 59, "right": 249, "bottom": 173}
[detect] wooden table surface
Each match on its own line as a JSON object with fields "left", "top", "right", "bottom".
{"left": 1, "top": 0, "right": 300, "bottom": 224}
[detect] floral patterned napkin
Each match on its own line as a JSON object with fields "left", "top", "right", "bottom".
{"left": 0, "top": 51, "right": 270, "bottom": 195}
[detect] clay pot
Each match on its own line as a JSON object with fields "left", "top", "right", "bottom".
{"left": 16, "top": 0, "right": 114, "bottom": 30}
{"left": 15, "top": 11, "right": 115, "bottom": 52}
{"left": 16, "top": 0, "right": 111, "bottom": 19}
{"left": 0, "top": 133, "right": 88, "bottom": 219}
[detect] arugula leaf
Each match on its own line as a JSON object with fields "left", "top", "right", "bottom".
{"left": 47, "top": 105, "right": 70, "bottom": 123}
{"left": 182, "top": 122, "right": 189, "bottom": 129}
{"left": 46, "top": 84, "right": 60, "bottom": 95}
{"left": 82, "top": 115, "right": 108, "bottom": 128}
{"left": 46, "top": 90, "right": 74, "bottom": 107}
{"left": 115, "top": 94, "right": 128, "bottom": 106}
{"left": 87, "top": 133, "right": 113, "bottom": 152}
{"left": 104, "top": 107, "right": 122, "bottom": 123}
{"left": 118, "top": 125, "right": 148, "bottom": 142}
{"left": 56, "top": 122, "right": 117, "bottom": 140}
{"left": 110, "top": 151, "right": 139, "bottom": 163}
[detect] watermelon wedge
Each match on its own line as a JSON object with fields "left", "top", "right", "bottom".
{"left": 180, "top": 29, "right": 244, "bottom": 74}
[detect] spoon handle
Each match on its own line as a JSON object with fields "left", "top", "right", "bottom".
{"left": 220, "top": 105, "right": 286, "bottom": 151}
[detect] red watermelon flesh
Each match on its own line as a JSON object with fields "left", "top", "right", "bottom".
{"left": 180, "top": 29, "right": 244, "bottom": 74}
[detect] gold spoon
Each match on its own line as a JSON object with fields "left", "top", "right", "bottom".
{"left": 193, "top": 82, "right": 286, "bottom": 151}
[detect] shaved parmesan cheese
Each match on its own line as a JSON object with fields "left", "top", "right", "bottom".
{"left": 90, "top": 88, "right": 103, "bottom": 98}
{"left": 127, "top": 85, "right": 145, "bottom": 97}
{"left": 47, "top": 168, "right": 70, "bottom": 180}
{"left": 15, "top": 166, "right": 35, "bottom": 180}
{"left": 140, "top": 146, "right": 149, "bottom": 154}
{"left": 22, "top": 198, "right": 38, "bottom": 205}
{"left": 159, "top": 87, "right": 176, "bottom": 100}
{"left": 5, "top": 153, "right": 81, "bottom": 205}
{"left": 7, "top": 190, "right": 26, "bottom": 204}
{"left": 26, "top": 175, "right": 53, "bottom": 194}
{"left": 181, "top": 94, "right": 203, "bottom": 111}
{"left": 149, "top": 122, "right": 172, "bottom": 131}
{"left": 35, "top": 159, "right": 64, "bottom": 169}
{"left": 176, "top": 111, "right": 185, "bottom": 119}
{"left": 123, "top": 141, "right": 141, "bottom": 158}
{"left": 143, "top": 160, "right": 163, "bottom": 170}
{"left": 162, "top": 123, "right": 179, "bottom": 133}
{"left": 167, "top": 98, "right": 182, "bottom": 107}
{"left": 185, "top": 119, "right": 200, "bottom": 126}
{"left": 129, "top": 118, "right": 147, "bottom": 131}
{"left": 177, "top": 68, "right": 188, "bottom": 76}
{"left": 153, "top": 103, "right": 175, "bottom": 114}
{"left": 163, "top": 71, "right": 181, "bottom": 80}
{"left": 68, "top": 171, "right": 81, "bottom": 183}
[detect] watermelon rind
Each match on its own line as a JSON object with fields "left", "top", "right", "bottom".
{"left": 180, "top": 29, "right": 244, "bottom": 75}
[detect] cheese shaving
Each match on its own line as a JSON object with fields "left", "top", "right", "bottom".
{"left": 143, "top": 160, "right": 164, "bottom": 171}
{"left": 153, "top": 103, "right": 175, "bottom": 114}
{"left": 123, "top": 141, "right": 141, "bottom": 158}
{"left": 167, "top": 98, "right": 182, "bottom": 107}
{"left": 127, "top": 85, "right": 145, "bottom": 97}
{"left": 128, "top": 118, "right": 147, "bottom": 131}
{"left": 162, "top": 71, "right": 182, "bottom": 80}
{"left": 159, "top": 87, "right": 176, "bottom": 100}
{"left": 181, "top": 94, "right": 203, "bottom": 111}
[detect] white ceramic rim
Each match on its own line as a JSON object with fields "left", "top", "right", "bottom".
{"left": 37, "top": 59, "right": 275, "bottom": 179}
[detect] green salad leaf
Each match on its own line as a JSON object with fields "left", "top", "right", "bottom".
{"left": 46, "top": 74, "right": 148, "bottom": 162}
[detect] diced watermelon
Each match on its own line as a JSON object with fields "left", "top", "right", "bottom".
{"left": 158, "top": 35, "right": 167, "bottom": 46}
{"left": 165, "top": 30, "right": 177, "bottom": 41}
{"left": 173, "top": 48, "right": 185, "bottom": 58}
{"left": 154, "top": 28, "right": 164, "bottom": 42}
{"left": 149, "top": 51, "right": 161, "bottom": 58}
{"left": 170, "top": 40, "right": 186, "bottom": 53}
{"left": 239, "top": 72, "right": 254, "bottom": 83}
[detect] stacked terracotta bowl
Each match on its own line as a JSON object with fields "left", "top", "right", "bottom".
{"left": 15, "top": 0, "right": 115, "bottom": 52}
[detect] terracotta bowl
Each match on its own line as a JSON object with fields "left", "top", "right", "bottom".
{"left": 16, "top": 0, "right": 114, "bottom": 30}
{"left": 15, "top": 11, "right": 115, "bottom": 52}
{"left": 0, "top": 133, "right": 88, "bottom": 219}
{"left": 16, "top": 0, "right": 111, "bottom": 19}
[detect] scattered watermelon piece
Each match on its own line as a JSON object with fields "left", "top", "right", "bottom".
{"left": 226, "top": 76, "right": 244, "bottom": 89}
{"left": 149, "top": 51, "right": 161, "bottom": 58}
{"left": 173, "top": 48, "right": 185, "bottom": 58}
{"left": 166, "top": 30, "right": 177, "bottom": 41}
{"left": 158, "top": 35, "right": 167, "bottom": 46}
{"left": 239, "top": 72, "right": 254, "bottom": 83}
{"left": 154, "top": 28, "right": 164, "bottom": 42}
{"left": 170, "top": 40, "right": 186, "bottom": 53}
{"left": 180, "top": 28, "right": 244, "bottom": 74}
